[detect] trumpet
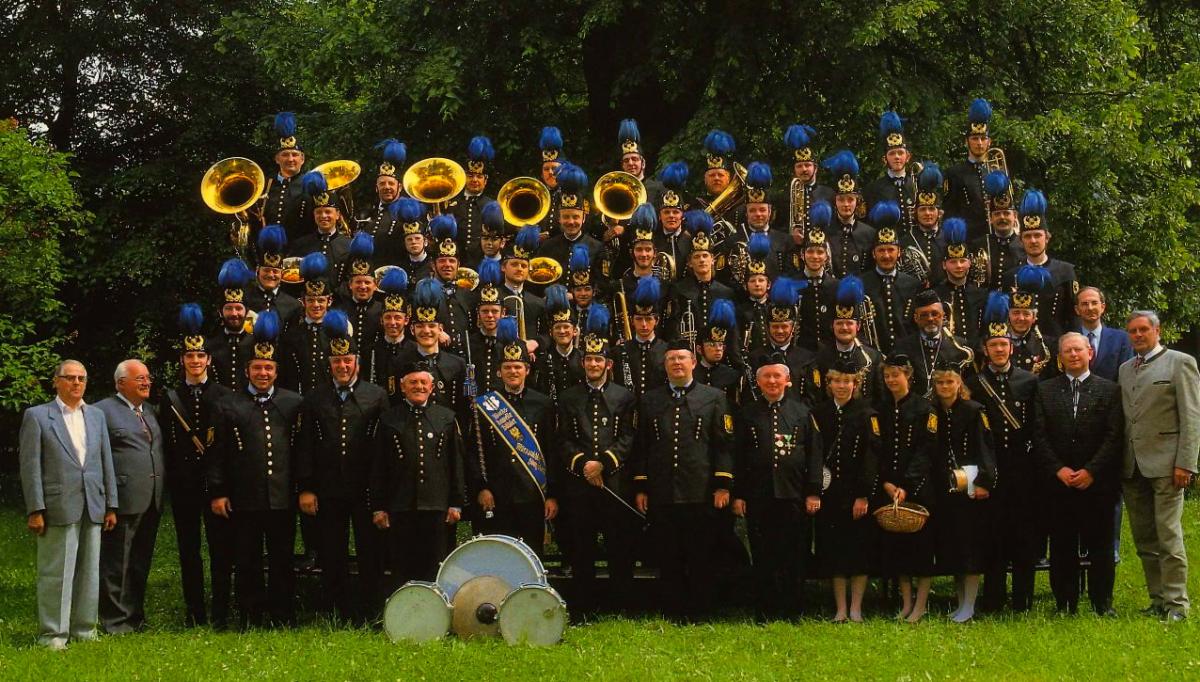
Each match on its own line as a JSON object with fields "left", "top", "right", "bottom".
{"left": 404, "top": 157, "right": 466, "bottom": 215}
{"left": 498, "top": 177, "right": 551, "bottom": 227}
{"left": 201, "top": 157, "right": 266, "bottom": 253}
{"left": 679, "top": 301, "right": 698, "bottom": 346}
{"left": 503, "top": 294, "right": 527, "bottom": 340}
{"left": 860, "top": 296, "right": 880, "bottom": 350}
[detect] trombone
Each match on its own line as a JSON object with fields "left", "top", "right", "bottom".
{"left": 503, "top": 294, "right": 527, "bottom": 340}
{"left": 201, "top": 157, "right": 266, "bottom": 255}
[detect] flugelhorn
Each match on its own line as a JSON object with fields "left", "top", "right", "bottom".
{"left": 497, "top": 177, "right": 551, "bottom": 227}
{"left": 404, "top": 157, "right": 466, "bottom": 215}
{"left": 201, "top": 157, "right": 265, "bottom": 252}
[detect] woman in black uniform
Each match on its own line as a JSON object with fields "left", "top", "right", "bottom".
{"left": 813, "top": 360, "right": 880, "bottom": 622}
{"left": 908, "top": 363, "right": 997, "bottom": 623}
{"left": 874, "top": 354, "right": 934, "bottom": 622}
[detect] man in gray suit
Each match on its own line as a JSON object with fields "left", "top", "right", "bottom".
{"left": 1119, "top": 310, "right": 1200, "bottom": 623}
{"left": 94, "top": 359, "right": 165, "bottom": 634}
{"left": 19, "top": 360, "right": 118, "bottom": 650}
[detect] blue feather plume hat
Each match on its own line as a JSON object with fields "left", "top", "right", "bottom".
{"left": 539, "top": 126, "right": 564, "bottom": 163}
{"left": 256, "top": 224, "right": 287, "bottom": 268}
{"left": 745, "top": 161, "right": 772, "bottom": 204}
{"left": 346, "top": 230, "right": 375, "bottom": 278}
{"left": 822, "top": 150, "right": 861, "bottom": 195}
{"left": 178, "top": 303, "right": 208, "bottom": 353}
{"left": 218, "top": 257, "right": 254, "bottom": 305}
{"left": 374, "top": 138, "right": 407, "bottom": 178}
{"left": 835, "top": 275, "right": 865, "bottom": 321}
{"left": 967, "top": 98, "right": 993, "bottom": 137}
{"left": 252, "top": 310, "right": 282, "bottom": 362}
{"left": 917, "top": 162, "right": 944, "bottom": 208}
{"left": 784, "top": 124, "right": 818, "bottom": 163}
{"left": 378, "top": 267, "right": 410, "bottom": 313}
{"left": 323, "top": 309, "right": 357, "bottom": 357}
{"left": 656, "top": 161, "right": 689, "bottom": 211}
{"left": 581, "top": 303, "right": 612, "bottom": 358}
{"left": 942, "top": 217, "right": 969, "bottom": 258}
{"left": 1018, "top": 188, "right": 1049, "bottom": 234}
{"left": 632, "top": 274, "right": 663, "bottom": 317}
{"left": 466, "top": 135, "right": 495, "bottom": 175}
{"left": 983, "top": 170, "right": 1015, "bottom": 212}
{"left": 982, "top": 290, "right": 1011, "bottom": 340}
{"left": 1012, "top": 264, "right": 1052, "bottom": 311}
{"left": 702, "top": 298, "right": 737, "bottom": 345}
{"left": 703, "top": 129, "right": 736, "bottom": 172}
{"left": 568, "top": 243, "right": 593, "bottom": 289}
{"left": 273, "top": 112, "right": 301, "bottom": 152}
{"left": 768, "top": 277, "right": 800, "bottom": 322}
{"left": 428, "top": 214, "right": 459, "bottom": 260}
{"left": 618, "top": 118, "right": 644, "bottom": 158}
{"left": 879, "top": 111, "right": 907, "bottom": 151}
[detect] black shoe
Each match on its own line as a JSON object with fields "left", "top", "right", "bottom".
{"left": 1163, "top": 610, "right": 1187, "bottom": 623}
{"left": 1140, "top": 604, "right": 1164, "bottom": 617}
{"left": 1055, "top": 602, "right": 1078, "bottom": 616}
{"left": 1095, "top": 606, "right": 1118, "bottom": 618}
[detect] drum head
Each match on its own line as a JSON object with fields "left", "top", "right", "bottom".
{"left": 499, "top": 584, "right": 567, "bottom": 647}
{"left": 437, "top": 534, "right": 545, "bottom": 601}
{"left": 451, "top": 575, "right": 510, "bottom": 639}
{"left": 383, "top": 581, "right": 451, "bottom": 643}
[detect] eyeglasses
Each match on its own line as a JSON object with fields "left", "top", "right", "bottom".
{"left": 57, "top": 375, "right": 88, "bottom": 383}
{"left": 120, "top": 375, "right": 154, "bottom": 384}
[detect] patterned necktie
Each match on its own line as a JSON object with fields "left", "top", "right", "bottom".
{"left": 134, "top": 406, "right": 153, "bottom": 443}
{"left": 1071, "top": 378, "right": 1080, "bottom": 417}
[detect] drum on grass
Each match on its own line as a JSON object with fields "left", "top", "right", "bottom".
{"left": 436, "top": 534, "right": 546, "bottom": 601}
{"left": 382, "top": 581, "right": 452, "bottom": 643}
{"left": 498, "top": 583, "right": 568, "bottom": 647}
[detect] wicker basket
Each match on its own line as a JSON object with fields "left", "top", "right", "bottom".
{"left": 873, "top": 500, "right": 930, "bottom": 533}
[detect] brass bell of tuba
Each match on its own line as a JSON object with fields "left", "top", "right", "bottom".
{"left": 593, "top": 171, "right": 647, "bottom": 222}
{"left": 313, "top": 159, "right": 363, "bottom": 234}
{"left": 701, "top": 162, "right": 748, "bottom": 245}
{"left": 497, "top": 177, "right": 551, "bottom": 226}
{"left": 201, "top": 157, "right": 266, "bottom": 252}
{"left": 404, "top": 157, "right": 466, "bottom": 213}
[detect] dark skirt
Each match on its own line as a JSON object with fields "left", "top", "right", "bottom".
{"left": 815, "top": 502, "right": 876, "bottom": 576}
{"left": 876, "top": 512, "right": 935, "bottom": 577}
{"left": 932, "top": 491, "right": 992, "bottom": 575}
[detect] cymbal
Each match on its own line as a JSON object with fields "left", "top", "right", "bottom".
{"left": 451, "top": 575, "right": 510, "bottom": 639}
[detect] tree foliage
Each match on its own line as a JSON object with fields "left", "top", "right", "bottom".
{"left": 0, "top": 119, "right": 85, "bottom": 411}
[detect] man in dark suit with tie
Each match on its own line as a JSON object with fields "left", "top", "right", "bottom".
{"left": 1075, "top": 286, "right": 1133, "bottom": 382}
{"left": 94, "top": 359, "right": 165, "bottom": 634}
{"left": 1033, "top": 332, "right": 1124, "bottom": 616}
{"left": 1119, "top": 310, "right": 1200, "bottom": 622}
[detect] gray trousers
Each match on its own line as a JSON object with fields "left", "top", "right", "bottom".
{"left": 1123, "top": 471, "right": 1189, "bottom": 614}
{"left": 99, "top": 506, "right": 161, "bottom": 633}
{"left": 36, "top": 521, "right": 102, "bottom": 647}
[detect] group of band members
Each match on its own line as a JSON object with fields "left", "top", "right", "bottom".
{"left": 162, "top": 99, "right": 1136, "bottom": 628}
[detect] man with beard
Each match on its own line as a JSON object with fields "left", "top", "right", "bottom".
{"left": 968, "top": 170, "right": 1024, "bottom": 292}
{"left": 890, "top": 289, "right": 975, "bottom": 399}
{"left": 208, "top": 258, "right": 257, "bottom": 389}
{"left": 243, "top": 225, "right": 302, "bottom": 327}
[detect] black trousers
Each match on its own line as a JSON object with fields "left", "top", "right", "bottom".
{"left": 388, "top": 510, "right": 449, "bottom": 588}
{"left": 651, "top": 502, "right": 721, "bottom": 620}
{"left": 170, "top": 484, "right": 234, "bottom": 626}
{"left": 564, "top": 489, "right": 638, "bottom": 613}
{"left": 315, "top": 496, "right": 382, "bottom": 620}
{"left": 746, "top": 498, "right": 811, "bottom": 618}
{"left": 234, "top": 509, "right": 296, "bottom": 627}
{"left": 1048, "top": 488, "right": 1118, "bottom": 612}
{"left": 982, "top": 484, "right": 1040, "bottom": 612}
{"left": 99, "top": 504, "right": 162, "bottom": 633}
{"left": 475, "top": 499, "right": 546, "bottom": 558}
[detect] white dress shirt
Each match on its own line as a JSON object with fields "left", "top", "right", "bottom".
{"left": 55, "top": 396, "right": 88, "bottom": 465}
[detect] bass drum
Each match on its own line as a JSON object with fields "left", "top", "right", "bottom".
{"left": 498, "top": 583, "right": 568, "bottom": 647}
{"left": 382, "top": 581, "right": 452, "bottom": 643}
{"left": 436, "top": 534, "right": 546, "bottom": 601}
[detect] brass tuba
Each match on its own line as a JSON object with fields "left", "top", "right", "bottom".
{"left": 701, "top": 162, "right": 748, "bottom": 246}
{"left": 201, "top": 157, "right": 265, "bottom": 251}
{"left": 497, "top": 177, "right": 551, "bottom": 227}
{"left": 403, "top": 157, "right": 466, "bottom": 214}
{"left": 593, "top": 171, "right": 647, "bottom": 222}
{"left": 313, "top": 159, "right": 362, "bottom": 234}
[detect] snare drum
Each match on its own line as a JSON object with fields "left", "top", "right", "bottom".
{"left": 498, "top": 583, "right": 568, "bottom": 647}
{"left": 382, "top": 581, "right": 452, "bottom": 643}
{"left": 436, "top": 534, "right": 546, "bottom": 601}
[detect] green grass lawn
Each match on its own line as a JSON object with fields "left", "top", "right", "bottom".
{"left": 1, "top": 477, "right": 1198, "bottom": 680}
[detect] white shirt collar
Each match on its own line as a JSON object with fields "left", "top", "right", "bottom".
{"left": 55, "top": 396, "right": 86, "bottom": 414}
{"left": 1067, "top": 369, "right": 1092, "bottom": 383}
{"left": 116, "top": 393, "right": 142, "bottom": 412}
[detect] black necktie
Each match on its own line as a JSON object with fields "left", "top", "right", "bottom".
{"left": 1071, "top": 378, "right": 1081, "bottom": 416}
{"left": 255, "top": 392, "right": 270, "bottom": 406}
